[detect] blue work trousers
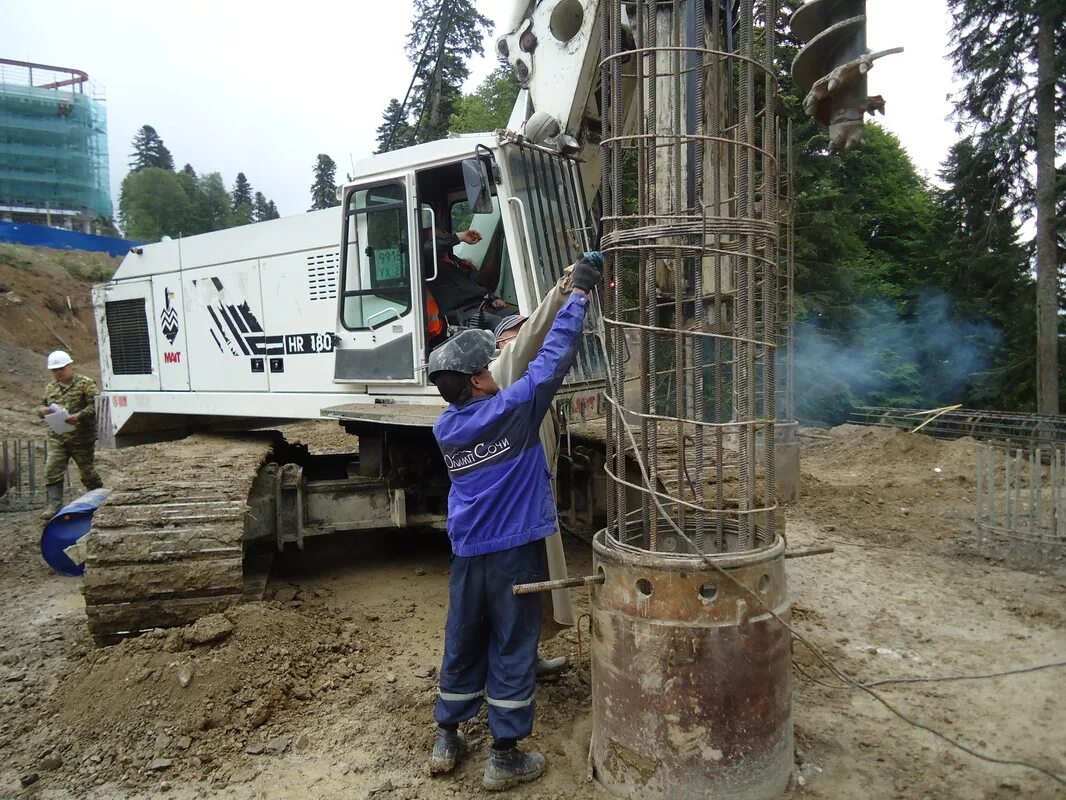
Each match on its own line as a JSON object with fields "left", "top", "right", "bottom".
{"left": 435, "top": 539, "right": 544, "bottom": 741}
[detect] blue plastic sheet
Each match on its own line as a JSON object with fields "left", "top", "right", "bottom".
{"left": 40, "top": 488, "right": 110, "bottom": 577}
{"left": 0, "top": 221, "right": 139, "bottom": 258}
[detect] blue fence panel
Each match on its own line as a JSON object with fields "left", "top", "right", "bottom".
{"left": 0, "top": 221, "right": 140, "bottom": 258}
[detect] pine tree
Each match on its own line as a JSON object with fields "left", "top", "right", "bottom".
{"left": 253, "top": 191, "right": 280, "bottom": 222}
{"left": 230, "top": 173, "right": 253, "bottom": 226}
{"left": 253, "top": 191, "right": 269, "bottom": 222}
{"left": 129, "top": 125, "right": 175, "bottom": 172}
{"left": 376, "top": 99, "right": 416, "bottom": 154}
{"left": 948, "top": 0, "right": 1065, "bottom": 412}
{"left": 405, "top": 0, "right": 493, "bottom": 143}
{"left": 231, "top": 172, "right": 253, "bottom": 211}
{"left": 309, "top": 154, "right": 340, "bottom": 210}
{"left": 936, "top": 138, "right": 1036, "bottom": 408}
{"left": 197, "top": 172, "right": 233, "bottom": 232}
{"left": 175, "top": 163, "right": 206, "bottom": 234}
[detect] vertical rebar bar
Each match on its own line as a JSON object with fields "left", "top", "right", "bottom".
{"left": 1013, "top": 449, "right": 1023, "bottom": 535}
{"left": 14, "top": 439, "right": 22, "bottom": 499}
{"left": 710, "top": 0, "right": 726, "bottom": 553}
{"left": 1005, "top": 447, "right": 1013, "bottom": 530}
{"left": 975, "top": 443, "right": 984, "bottom": 528}
{"left": 1048, "top": 452, "right": 1057, "bottom": 539}
{"left": 1029, "top": 447, "right": 1037, "bottom": 538}
{"left": 761, "top": 0, "right": 778, "bottom": 544}
{"left": 672, "top": 0, "right": 686, "bottom": 542}
{"left": 987, "top": 446, "right": 995, "bottom": 525}
{"left": 692, "top": 0, "right": 707, "bottom": 551}
{"left": 27, "top": 441, "right": 35, "bottom": 499}
{"left": 1035, "top": 447, "right": 1043, "bottom": 534}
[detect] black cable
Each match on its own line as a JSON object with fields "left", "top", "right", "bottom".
{"left": 795, "top": 657, "right": 1066, "bottom": 691}
{"left": 862, "top": 660, "right": 1066, "bottom": 689}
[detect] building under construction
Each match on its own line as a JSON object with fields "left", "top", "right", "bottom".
{"left": 0, "top": 58, "right": 111, "bottom": 232}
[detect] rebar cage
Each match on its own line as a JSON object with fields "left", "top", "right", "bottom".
{"left": 599, "top": 0, "right": 780, "bottom": 555}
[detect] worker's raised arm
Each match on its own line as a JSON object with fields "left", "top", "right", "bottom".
{"left": 497, "top": 254, "right": 602, "bottom": 422}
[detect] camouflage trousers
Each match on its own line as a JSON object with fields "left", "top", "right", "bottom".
{"left": 44, "top": 438, "right": 103, "bottom": 490}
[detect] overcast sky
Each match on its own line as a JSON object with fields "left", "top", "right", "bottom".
{"left": 1, "top": 0, "right": 959, "bottom": 218}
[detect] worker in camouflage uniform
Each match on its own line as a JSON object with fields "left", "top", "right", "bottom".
{"left": 36, "top": 350, "right": 102, "bottom": 519}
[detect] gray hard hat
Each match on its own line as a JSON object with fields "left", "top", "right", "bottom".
{"left": 427, "top": 328, "right": 496, "bottom": 383}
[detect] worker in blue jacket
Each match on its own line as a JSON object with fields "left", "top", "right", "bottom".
{"left": 425, "top": 252, "right": 602, "bottom": 791}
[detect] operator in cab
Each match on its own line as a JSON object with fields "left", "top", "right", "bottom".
{"left": 425, "top": 253, "right": 603, "bottom": 791}
{"left": 423, "top": 226, "right": 508, "bottom": 331}
{"left": 35, "top": 350, "right": 103, "bottom": 519}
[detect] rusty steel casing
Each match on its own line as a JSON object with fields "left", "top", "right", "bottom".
{"left": 591, "top": 531, "right": 793, "bottom": 799}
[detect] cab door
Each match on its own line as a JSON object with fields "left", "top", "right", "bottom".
{"left": 334, "top": 177, "right": 423, "bottom": 385}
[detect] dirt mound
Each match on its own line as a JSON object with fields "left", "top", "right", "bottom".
{"left": 813, "top": 425, "right": 979, "bottom": 484}
{"left": 47, "top": 601, "right": 362, "bottom": 789}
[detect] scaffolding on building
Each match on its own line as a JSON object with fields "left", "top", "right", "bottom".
{"left": 0, "top": 58, "right": 111, "bottom": 230}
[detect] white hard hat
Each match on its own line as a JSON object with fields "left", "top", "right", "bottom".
{"left": 47, "top": 350, "right": 73, "bottom": 370}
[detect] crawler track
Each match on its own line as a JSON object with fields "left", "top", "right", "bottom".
{"left": 83, "top": 434, "right": 275, "bottom": 645}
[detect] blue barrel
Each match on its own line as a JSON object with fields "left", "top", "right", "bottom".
{"left": 40, "top": 488, "right": 110, "bottom": 577}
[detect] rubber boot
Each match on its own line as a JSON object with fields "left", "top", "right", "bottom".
{"left": 429, "top": 726, "right": 468, "bottom": 775}
{"left": 483, "top": 747, "right": 546, "bottom": 791}
{"left": 40, "top": 482, "right": 63, "bottom": 521}
{"left": 536, "top": 654, "right": 567, "bottom": 679}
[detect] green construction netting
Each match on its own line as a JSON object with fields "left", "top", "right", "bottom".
{"left": 0, "top": 82, "right": 112, "bottom": 218}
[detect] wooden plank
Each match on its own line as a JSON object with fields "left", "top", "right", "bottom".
{"left": 82, "top": 557, "right": 243, "bottom": 604}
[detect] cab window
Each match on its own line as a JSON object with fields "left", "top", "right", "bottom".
{"left": 340, "top": 182, "right": 411, "bottom": 330}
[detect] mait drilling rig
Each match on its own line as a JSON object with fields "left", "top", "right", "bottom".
{"left": 81, "top": 0, "right": 889, "bottom": 650}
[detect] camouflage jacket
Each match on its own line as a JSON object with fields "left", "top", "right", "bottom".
{"left": 41, "top": 374, "right": 98, "bottom": 444}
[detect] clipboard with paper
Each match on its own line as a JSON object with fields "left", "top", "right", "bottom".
{"left": 44, "top": 405, "right": 75, "bottom": 434}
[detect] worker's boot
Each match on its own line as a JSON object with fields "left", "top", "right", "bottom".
{"left": 40, "top": 482, "right": 63, "bottom": 521}
{"left": 429, "top": 726, "right": 467, "bottom": 775}
{"left": 536, "top": 654, "right": 567, "bottom": 679}
{"left": 482, "top": 746, "right": 545, "bottom": 791}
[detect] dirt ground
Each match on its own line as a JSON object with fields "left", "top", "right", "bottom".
{"left": 0, "top": 422, "right": 1063, "bottom": 800}
{"left": 0, "top": 246, "right": 1063, "bottom": 798}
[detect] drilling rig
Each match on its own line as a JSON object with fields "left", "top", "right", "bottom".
{"left": 86, "top": 1, "right": 891, "bottom": 719}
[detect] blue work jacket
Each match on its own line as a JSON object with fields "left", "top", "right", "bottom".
{"left": 433, "top": 292, "right": 589, "bottom": 557}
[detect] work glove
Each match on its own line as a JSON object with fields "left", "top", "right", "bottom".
{"left": 581, "top": 251, "right": 604, "bottom": 270}
{"left": 571, "top": 251, "right": 603, "bottom": 292}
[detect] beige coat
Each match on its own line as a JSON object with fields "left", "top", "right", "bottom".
{"left": 488, "top": 278, "right": 575, "bottom": 626}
